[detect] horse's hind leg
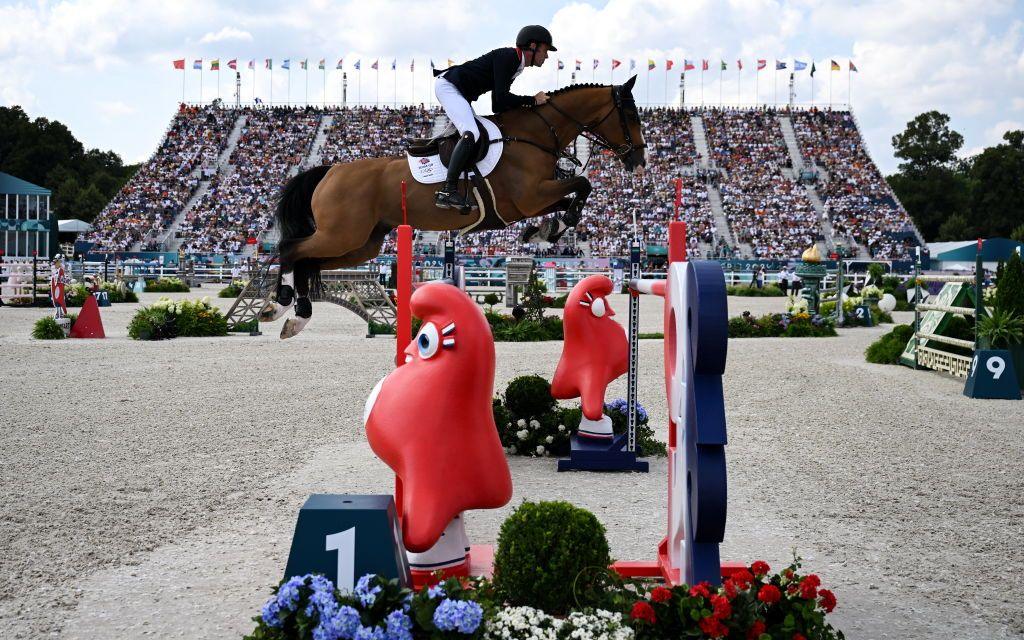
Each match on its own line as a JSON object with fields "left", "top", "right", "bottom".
{"left": 259, "top": 267, "right": 295, "bottom": 322}
{"left": 280, "top": 259, "right": 317, "bottom": 339}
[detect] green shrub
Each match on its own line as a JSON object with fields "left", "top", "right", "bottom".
{"left": 486, "top": 313, "right": 564, "bottom": 341}
{"left": 65, "top": 283, "right": 88, "bottom": 307}
{"left": 367, "top": 320, "right": 395, "bottom": 335}
{"left": 504, "top": 375, "right": 556, "bottom": 418}
{"left": 229, "top": 319, "right": 260, "bottom": 333}
{"left": 145, "top": 277, "right": 190, "bottom": 293}
{"left": 604, "top": 398, "right": 666, "bottom": 457}
{"left": 129, "top": 297, "right": 227, "bottom": 340}
{"left": 493, "top": 501, "right": 611, "bottom": 614}
{"left": 978, "top": 308, "right": 1024, "bottom": 349}
{"left": 729, "top": 312, "right": 836, "bottom": 338}
{"left": 995, "top": 252, "right": 1024, "bottom": 319}
{"left": 550, "top": 293, "right": 569, "bottom": 308}
{"left": 867, "top": 262, "right": 886, "bottom": 285}
{"left": 128, "top": 306, "right": 177, "bottom": 340}
{"left": 218, "top": 281, "right": 246, "bottom": 298}
{"left": 32, "top": 316, "right": 66, "bottom": 339}
{"left": 865, "top": 324, "right": 915, "bottom": 364}
{"left": 726, "top": 284, "right": 786, "bottom": 297}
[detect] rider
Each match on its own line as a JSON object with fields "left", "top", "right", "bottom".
{"left": 432, "top": 25, "right": 556, "bottom": 211}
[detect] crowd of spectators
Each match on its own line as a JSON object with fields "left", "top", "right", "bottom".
{"left": 704, "top": 107, "right": 820, "bottom": 259}
{"left": 86, "top": 105, "right": 235, "bottom": 251}
{"left": 177, "top": 106, "right": 321, "bottom": 254}
{"left": 791, "top": 108, "right": 919, "bottom": 260}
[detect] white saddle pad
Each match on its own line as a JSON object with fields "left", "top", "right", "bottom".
{"left": 406, "top": 116, "right": 503, "bottom": 185}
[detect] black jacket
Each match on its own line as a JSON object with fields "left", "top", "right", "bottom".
{"left": 435, "top": 47, "right": 534, "bottom": 112}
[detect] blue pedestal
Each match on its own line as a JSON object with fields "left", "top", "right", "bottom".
{"left": 964, "top": 350, "right": 1021, "bottom": 400}
{"left": 849, "top": 304, "right": 873, "bottom": 326}
{"left": 557, "top": 433, "right": 649, "bottom": 472}
{"left": 284, "top": 494, "right": 411, "bottom": 590}
{"left": 93, "top": 291, "right": 111, "bottom": 307}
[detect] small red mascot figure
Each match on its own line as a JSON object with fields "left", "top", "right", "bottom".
{"left": 363, "top": 282, "right": 512, "bottom": 577}
{"left": 551, "top": 275, "right": 628, "bottom": 439}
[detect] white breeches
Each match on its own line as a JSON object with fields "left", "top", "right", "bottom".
{"left": 434, "top": 76, "right": 480, "bottom": 141}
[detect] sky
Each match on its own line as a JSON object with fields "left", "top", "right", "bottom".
{"left": 1, "top": 0, "right": 1022, "bottom": 174}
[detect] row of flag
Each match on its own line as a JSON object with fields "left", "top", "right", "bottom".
{"left": 172, "top": 58, "right": 454, "bottom": 72}
{"left": 173, "top": 57, "right": 859, "bottom": 73}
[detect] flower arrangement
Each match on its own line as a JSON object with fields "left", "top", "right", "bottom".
{"left": 860, "top": 284, "right": 884, "bottom": 300}
{"left": 483, "top": 607, "right": 633, "bottom": 640}
{"left": 144, "top": 276, "right": 190, "bottom": 293}
{"left": 219, "top": 280, "right": 248, "bottom": 298}
{"left": 128, "top": 296, "right": 227, "bottom": 340}
{"left": 729, "top": 312, "right": 836, "bottom": 338}
{"left": 785, "top": 297, "right": 809, "bottom": 315}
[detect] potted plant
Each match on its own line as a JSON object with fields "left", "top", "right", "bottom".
{"left": 991, "top": 253, "right": 1024, "bottom": 388}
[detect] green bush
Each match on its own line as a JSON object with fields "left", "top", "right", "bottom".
{"left": 32, "top": 316, "right": 66, "bottom": 339}
{"left": 229, "top": 319, "right": 260, "bottom": 333}
{"left": 493, "top": 501, "right": 611, "bottom": 614}
{"left": 367, "top": 320, "right": 395, "bottom": 335}
{"left": 144, "top": 277, "right": 190, "bottom": 293}
{"left": 865, "top": 324, "right": 915, "bottom": 364}
{"left": 129, "top": 297, "right": 227, "bottom": 340}
{"left": 995, "top": 252, "right": 1024, "bottom": 319}
{"left": 486, "top": 312, "right": 564, "bottom": 341}
{"left": 867, "top": 262, "right": 886, "bottom": 285}
{"left": 729, "top": 312, "right": 837, "bottom": 338}
{"left": 604, "top": 398, "right": 667, "bottom": 457}
{"left": 726, "top": 284, "right": 786, "bottom": 297}
{"left": 218, "top": 281, "right": 246, "bottom": 298}
{"left": 977, "top": 308, "right": 1024, "bottom": 349}
{"left": 504, "top": 375, "right": 557, "bottom": 418}
{"left": 64, "top": 283, "right": 88, "bottom": 307}
{"left": 550, "top": 293, "right": 569, "bottom": 308}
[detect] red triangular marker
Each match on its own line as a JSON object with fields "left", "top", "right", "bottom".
{"left": 70, "top": 295, "right": 106, "bottom": 339}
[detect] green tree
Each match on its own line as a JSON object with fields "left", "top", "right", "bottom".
{"left": 891, "top": 111, "right": 964, "bottom": 171}
{"left": 995, "top": 251, "right": 1024, "bottom": 319}
{"left": 936, "top": 213, "right": 976, "bottom": 241}
{"left": 966, "top": 130, "right": 1024, "bottom": 238}
{"left": 1011, "top": 224, "right": 1024, "bottom": 243}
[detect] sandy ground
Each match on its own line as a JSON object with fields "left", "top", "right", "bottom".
{"left": 1, "top": 289, "right": 1022, "bottom": 639}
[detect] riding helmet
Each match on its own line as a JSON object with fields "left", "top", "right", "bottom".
{"left": 516, "top": 25, "right": 557, "bottom": 51}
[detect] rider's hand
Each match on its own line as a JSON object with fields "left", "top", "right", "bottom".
{"left": 534, "top": 92, "right": 549, "bottom": 105}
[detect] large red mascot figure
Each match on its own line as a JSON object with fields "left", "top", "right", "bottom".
{"left": 551, "top": 275, "right": 628, "bottom": 439}
{"left": 363, "top": 282, "right": 512, "bottom": 576}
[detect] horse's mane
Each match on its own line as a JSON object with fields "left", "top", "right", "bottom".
{"left": 546, "top": 82, "right": 612, "bottom": 98}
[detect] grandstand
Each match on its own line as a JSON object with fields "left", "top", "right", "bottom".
{"left": 82, "top": 102, "right": 922, "bottom": 262}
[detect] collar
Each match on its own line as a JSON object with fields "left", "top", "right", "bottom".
{"left": 515, "top": 47, "right": 526, "bottom": 67}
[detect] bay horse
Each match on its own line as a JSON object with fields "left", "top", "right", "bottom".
{"left": 262, "top": 75, "right": 646, "bottom": 338}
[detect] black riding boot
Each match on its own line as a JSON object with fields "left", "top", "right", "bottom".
{"left": 435, "top": 132, "right": 476, "bottom": 212}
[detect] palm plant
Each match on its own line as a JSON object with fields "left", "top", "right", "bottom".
{"left": 977, "top": 308, "right": 1024, "bottom": 349}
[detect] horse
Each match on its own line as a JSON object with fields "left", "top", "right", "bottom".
{"left": 261, "top": 75, "right": 647, "bottom": 339}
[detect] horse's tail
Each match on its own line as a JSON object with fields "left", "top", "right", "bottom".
{"left": 275, "top": 165, "right": 331, "bottom": 262}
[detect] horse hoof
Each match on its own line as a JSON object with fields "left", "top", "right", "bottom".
{"left": 519, "top": 225, "right": 541, "bottom": 244}
{"left": 260, "top": 301, "right": 291, "bottom": 322}
{"left": 280, "top": 316, "right": 310, "bottom": 339}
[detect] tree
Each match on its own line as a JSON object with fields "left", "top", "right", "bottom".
{"left": 994, "top": 251, "right": 1024, "bottom": 319}
{"left": 936, "top": 213, "right": 975, "bottom": 241}
{"left": 1011, "top": 224, "right": 1024, "bottom": 243}
{"left": 967, "top": 130, "right": 1024, "bottom": 238}
{"left": 891, "top": 111, "right": 964, "bottom": 171}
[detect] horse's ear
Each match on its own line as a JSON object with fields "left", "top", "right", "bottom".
{"left": 624, "top": 75, "right": 637, "bottom": 91}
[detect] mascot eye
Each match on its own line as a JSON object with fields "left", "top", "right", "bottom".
{"left": 591, "top": 297, "right": 607, "bottom": 318}
{"left": 416, "top": 322, "right": 440, "bottom": 359}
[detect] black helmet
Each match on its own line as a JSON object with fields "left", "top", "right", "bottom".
{"left": 516, "top": 25, "right": 557, "bottom": 51}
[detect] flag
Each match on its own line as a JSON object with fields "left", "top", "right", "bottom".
{"left": 830, "top": 59, "right": 840, "bottom": 71}
{"left": 648, "top": 59, "right": 655, "bottom": 70}
{"left": 557, "top": 59, "right": 564, "bottom": 70}
{"left": 299, "top": 59, "right": 307, "bottom": 70}
{"left": 575, "top": 59, "right": 581, "bottom": 70}
{"left": 173, "top": 59, "right": 185, "bottom": 70}
{"left": 265, "top": 58, "right": 272, "bottom": 69}
{"left": 794, "top": 60, "right": 807, "bottom": 71}
{"left": 248, "top": 60, "right": 255, "bottom": 70}
{"left": 810, "top": 62, "right": 816, "bottom": 77}
{"left": 757, "top": 59, "right": 766, "bottom": 70}
{"left": 611, "top": 59, "right": 621, "bottom": 70}
{"left": 720, "top": 60, "right": 727, "bottom": 71}
{"left": 318, "top": 59, "right": 325, "bottom": 70}
{"left": 391, "top": 59, "right": 396, "bottom": 71}
{"left": 193, "top": 59, "right": 202, "bottom": 70}
{"left": 592, "top": 58, "right": 599, "bottom": 70}
{"left": 337, "top": 58, "right": 344, "bottom": 70}
{"left": 210, "top": 59, "right": 220, "bottom": 71}
{"left": 254, "top": 97, "right": 262, "bottom": 104}
{"left": 282, "top": 59, "right": 290, "bottom": 70}
{"left": 849, "top": 60, "right": 858, "bottom": 72}
{"left": 737, "top": 59, "right": 743, "bottom": 70}
{"left": 228, "top": 59, "right": 237, "bottom": 70}
{"left": 684, "top": 59, "right": 695, "bottom": 71}
{"left": 702, "top": 59, "right": 709, "bottom": 71}
{"left": 775, "top": 60, "right": 786, "bottom": 70}
{"left": 354, "top": 60, "right": 361, "bottom": 70}
{"left": 371, "top": 59, "right": 378, "bottom": 70}
{"left": 666, "top": 60, "right": 674, "bottom": 71}
{"left": 410, "top": 59, "right": 415, "bottom": 72}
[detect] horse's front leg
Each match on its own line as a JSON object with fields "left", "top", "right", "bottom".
{"left": 516, "top": 176, "right": 592, "bottom": 243}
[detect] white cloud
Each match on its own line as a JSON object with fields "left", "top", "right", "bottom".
{"left": 96, "top": 100, "right": 136, "bottom": 118}
{"left": 199, "top": 27, "right": 253, "bottom": 44}
{"left": 985, "top": 120, "right": 1024, "bottom": 143}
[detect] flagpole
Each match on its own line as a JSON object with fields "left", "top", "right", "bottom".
{"left": 323, "top": 66, "right": 326, "bottom": 107}
{"left": 200, "top": 64, "right": 203, "bottom": 103}
{"left": 773, "top": 67, "right": 777, "bottom": 106}
{"left": 376, "top": 67, "right": 380, "bottom": 106}
{"left": 829, "top": 69, "right": 833, "bottom": 107}
{"left": 270, "top": 66, "right": 273, "bottom": 105}
{"left": 217, "top": 67, "right": 221, "bottom": 101}
{"left": 719, "top": 66, "right": 722, "bottom": 105}
{"left": 848, "top": 66, "right": 852, "bottom": 108}
{"left": 394, "top": 63, "right": 398, "bottom": 107}
{"left": 646, "top": 68, "right": 650, "bottom": 106}
{"left": 664, "top": 68, "right": 668, "bottom": 105}
{"left": 358, "top": 70, "right": 362, "bottom": 106}
{"left": 811, "top": 65, "right": 815, "bottom": 108}
{"left": 700, "top": 68, "right": 704, "bottom": 105}
{"left": 181, "top": 66, "right": 185, "bottom": 104}
{"left": 755, "top": 67, "right": 759, "bottom": 106}
{"left": 288, "top": 67, "right": 292, "bottom": 105}
{"left": 305, "top": 66, "right": 309, "bottom": 105}
{"left": 737, "top": 65, "right": 740, "bottom": 104}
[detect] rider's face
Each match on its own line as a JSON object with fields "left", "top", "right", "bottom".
{"left": 530, "top": 43, "right": 549, "bottom": 67}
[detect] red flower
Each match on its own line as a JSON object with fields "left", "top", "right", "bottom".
{"left": 783, "top": 568, "right": 794, "bottom": 579}
{"left": 710, "top": 594, "right": 732, "bottom": 620}
{"left": 699, "top": 616, "right": 729, "bottom": 638}
{"left": 747, "top": 620, "right": 766, "bottom": 639}
{"left": 793, "top": 634, "right": 807, "bottom": 640}
{"left": 818, "top": 588, "right": 837, "bottom": 613}
{"left": 750, "top": 560, "right": 770, "bottom": 576}
{"left": 689, "top": 582, "right": 712, "bottom": 599}
{"left": 733, "top": 569, "right": 754, "bottom": 588}
{"left": 803, "top": 574, "right": 821, "bottom": 588}
{"left": 723, "top": 579, "right": 738, "bottom": 599}
{"left": 630, "top": 601, "right": 656, "bottom": 624}
{"left": 650, "top": 586, "right": 672, "bottom": 603}
{"left": 799, "top": 578, "right": 818, "bottom": 600}
{"left": 757, "top": 584, "right": 782, "bottom": 605}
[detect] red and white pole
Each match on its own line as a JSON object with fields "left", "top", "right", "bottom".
{"left": 396, "top": 181, "right": 413, "bottom": 366}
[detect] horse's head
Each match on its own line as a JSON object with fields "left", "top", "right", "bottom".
{"left": 590, "top": 75, "right": 646, "bottom": 172}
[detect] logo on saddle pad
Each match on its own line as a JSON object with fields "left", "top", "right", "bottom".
{"left": 405, "top": 116, "right": 504, "bottom": 185}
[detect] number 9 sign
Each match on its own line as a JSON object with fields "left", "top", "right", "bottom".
{"left": 964, "top": 350, "right": 1022, "bottom": 400}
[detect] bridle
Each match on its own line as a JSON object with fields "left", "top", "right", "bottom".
{"left": 502, "top": 85, "right": 646, "bottom": 168}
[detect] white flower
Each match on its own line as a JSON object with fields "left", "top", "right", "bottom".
{"left": 545, "top": 436, "right": 554, "bottom": 443}
{"left": 516, "top": 419, "right": 526, "bottom": 428}
{"left": 535, "top": 445, "right": 545, "bottom": 455}
{"left": 517, "top": 429, "right": 529, "bottom": 440}
{"left": 529, "top": 419, "right": 540, "bottom": 429}
{"left": 557, "top": 424, "right": 566, "bottom": 432}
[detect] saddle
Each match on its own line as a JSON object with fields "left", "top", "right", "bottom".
{"left": 407, "top": 119, "right": 493, "bottom": 167}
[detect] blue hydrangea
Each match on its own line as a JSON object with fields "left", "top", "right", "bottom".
{"left": 426, "top": 584, "right": 446, "bottom": 600}
{"left": 354, "top": 574, "right": 382, "bottom": 607}
{"left": 354, "top": 625, "right": 386, "bottom": 640}
{"left": 260, "top": 599, "right": 283, "bottom": 628}
{"left": 432, "top": 599, "right": 483, "bottom": 634}
{"left": 277, "top": 575, "right": 306, "bottom": 611}
{"left": 384, "top": 609, "right": 413, "bottom": 640}
{"left": 317, "top": 605, "right": 361, "bottom": 640}
{"left": 307, "top": 585, "right": 340, "bottom": 619}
